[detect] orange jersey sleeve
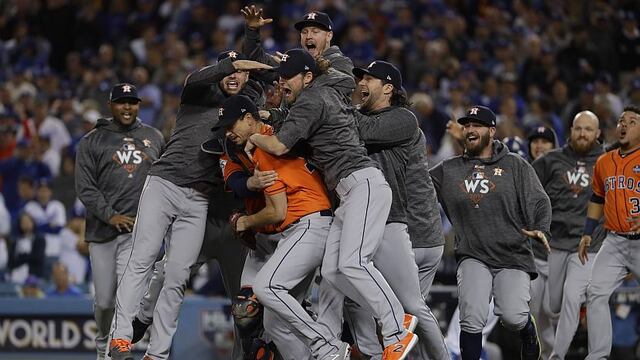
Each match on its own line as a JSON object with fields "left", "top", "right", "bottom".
{"left": 593, "top": 149, "right": 640, "bottom": 233}
{"left": 591, "top": 153, "right": 606, "bottom": 198}
{"left": 251, "top": 125, "right": 331, "bottom": 232}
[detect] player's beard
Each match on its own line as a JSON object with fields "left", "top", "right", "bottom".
{"left": 571, "top": 137, "right": 593, "bottom": 154}
{"left": 465, "top": 131, "right": 491, "bottom": 157}
{"left": 360, "top": 92, "right": 377, "bottom": 113}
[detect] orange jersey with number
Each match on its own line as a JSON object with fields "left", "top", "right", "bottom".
{"left": 252, "top": 125, "right": 331, "bottom": 232}
{"left": 592, "top": 148, "right": 640, "bottom": 233}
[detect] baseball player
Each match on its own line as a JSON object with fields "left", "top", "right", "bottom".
{"left": 532, "top": 111, "right": 605, "bottom": 360}
{"left": 326, "top": 61, "right": 447, "bottom": 360}
{"left": 247, "top": 49, "right": 417, "bottom": 359}
{"left": 75, "top": 83, "right": 165, "bottom": 360}
{"left": 578, "top": 105, "right": 640, "bottom": 359}
{"left": 108, "top": 57, "right": 271, "bottom": 360}
{"left": 430, "top": 105, "right": 552, "bottom": 360}
{"left": 217, "top": 120, "right": 312, "bottom": 359}
{"left": 213, "top": 94, "right": 350, "bottom": 360}
{"left": 128, "top": 50, "right": 266, "bottom": 360}
{"left": 526, "top": 126, "right": 559, "bottom": 360}
{"left": 242, "top": 6, "right": 353, "bottom": 78}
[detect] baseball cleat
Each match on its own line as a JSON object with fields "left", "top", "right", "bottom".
{"left": 108, "top": 338, "right": 134, "bottom": 360}
{"left": 132, "top": 317, "right": 151, "bottom": 344}
{"left": 382, "top": 331, "right": 418, "bottom": 360}
{"left": 520, "top": 316, "right": 542, "bottom": 360}
{"left": 402, "top": 314, "right": 418, "bottom": 332}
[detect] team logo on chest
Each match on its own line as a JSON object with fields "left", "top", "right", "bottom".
{"left": 563, "top": 161, "right": 591, "bottom": 198}
{"left": 113, "top": 139, "right": 149, "bottom": 178}
{"left": 459, "top": 164, "right": 499, "bottom": 208}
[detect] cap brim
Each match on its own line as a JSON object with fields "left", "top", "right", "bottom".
{"left": 111, "top": 96, "right": 142, "bottom": 102}
{"left": 294, "top": 20, "right": 331, "bottom": 32}
{"left": 275, "top": 66, "right": 302, "bottom": 79}
{"left": 457, "top": 117, "right": 493, "bottom": 127}
{"left": 352, "top": 67, "right": 371, "bottom": 79}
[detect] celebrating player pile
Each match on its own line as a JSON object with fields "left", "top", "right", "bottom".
{"left": 71, "top": 5, "right": 640, "bottom": 360}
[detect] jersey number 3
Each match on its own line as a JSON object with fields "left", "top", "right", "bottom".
{"left": 630, "top": 197, "right": 640, "bottom": 215}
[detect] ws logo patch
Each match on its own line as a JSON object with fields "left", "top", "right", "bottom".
{"left": 112, "top": 141, "right": 149, "bottom": 178}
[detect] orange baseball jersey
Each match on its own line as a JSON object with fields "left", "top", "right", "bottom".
{"left": 221, "top": 149, "right": 278, "bottom": 234}
{"left": 591, "top": 148, "right": 640, "bottom": 233}
{"left": 252, "top": 125, "right": 331, "bottom": 232}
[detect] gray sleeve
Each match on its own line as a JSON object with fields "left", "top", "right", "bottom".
{"left": 356, "top": 109, "right": 418, "bottom": 146}
{"left": 428, "top": 161, "right": 444, "bottom": 201}
{"left": 531, "top": 156, "right": 548, "bottom": 186}
{"left": 517, "top": 157, "right": 552, "bottom": 239}
{"left": 75, "top": 138, "right": 117, "bottom": 224}
{"left": 275, "top": 92, "right": 324, "bottom": 149}
{"left": 265, "top": 107, "right": 289, "bottom": 132}
{"left": 242, "top": 25, "right": 279, "bottom": 67}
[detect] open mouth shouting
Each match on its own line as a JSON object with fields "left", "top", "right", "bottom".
{"left": 225, "top": 79, "right": 239, "bottom": 91}
{"left": 619, "top": 128, "right": 627, "bottom": 141}
{"left": 121, "top": 111, "right": 134, "bottom": 122}
{"left": 305, "top": 41, "right": 318, "bottom": 57}
{"left": 360, "top": 88, "right": 370, "bottom": 103}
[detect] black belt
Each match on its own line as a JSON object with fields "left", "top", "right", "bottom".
{"left": 262, "top": 209, "right": 333, "bottom": 234}
{"left": 289, "top": 209, "right": 333, "bottom": 226}
{"left": 614, "top": 232, "right": 640, "bottom": 240}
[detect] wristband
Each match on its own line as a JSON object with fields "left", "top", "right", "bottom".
{"left": 583, "top": 217, "right": 598, "bottom": 236}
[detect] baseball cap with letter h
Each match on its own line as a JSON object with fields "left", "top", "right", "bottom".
{"left": 210, "top": 95, "right": 259, "bottom": 136}
{"left": 457, "top": 105, "right": 496, "bottom": 127}
{"left": 294, "top": 12, "right": 333, "bottom": 31}
{"left": 276, "top": 49, "right": 317, "bottom": 79}
{"left": 109, "top": 83, "right": 141, "bottom": 103}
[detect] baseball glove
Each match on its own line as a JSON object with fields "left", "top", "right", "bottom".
{"left": 229, "top": 210, "right": 257, "bottom": 250}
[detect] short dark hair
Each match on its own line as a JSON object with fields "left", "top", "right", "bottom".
{"left": 623, "top": 105, "right": 640, "bottom": 116}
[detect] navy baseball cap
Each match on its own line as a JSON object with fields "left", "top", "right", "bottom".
{"left": 109, "top": 83, "right": 141, "bottom": 102}
{"left": 210, "top": 95, "right": 258, "bottom": 135}
{"left": 217, "top": 50, "right": 247, "bottom": 62}
{"left": 353, "top": 61, "right": 403, "bottom": 89}
{"left": 527, "top": 126, "right": 556, "bottom": 144}
{"left": 294, "top": 12, "right": 333, "bottom": 32}
{"left": 457, "top": 105, "right": 496, "bottom": 127}
{"left": 275, "top": 49, "right": 317, "bottom": 79}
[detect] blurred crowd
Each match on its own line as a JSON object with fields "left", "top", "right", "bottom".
{"left": 0, "top": 0, "right": 639, "bottom": 303}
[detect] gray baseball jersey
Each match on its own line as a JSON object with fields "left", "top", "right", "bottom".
{"left": 75, "top": 117, "right": 164, "bottom": 358}
{"left": 111, "top": 59, "right": 264, "bottom": 359}
{"left": 430, "top": 140, "right": 552, "bottom": 278}
{"left": 355, "top": 107, "right": 448, "bottom": 358}
{"left": 406, "top": 130, "right": 445, "bottom": 249}
{"left": 430, "top": 141, "right": 551, "bottom": 340}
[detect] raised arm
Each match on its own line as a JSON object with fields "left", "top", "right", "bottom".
{"left": 241, "top": 5, "right": 279, "bottom": 68}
